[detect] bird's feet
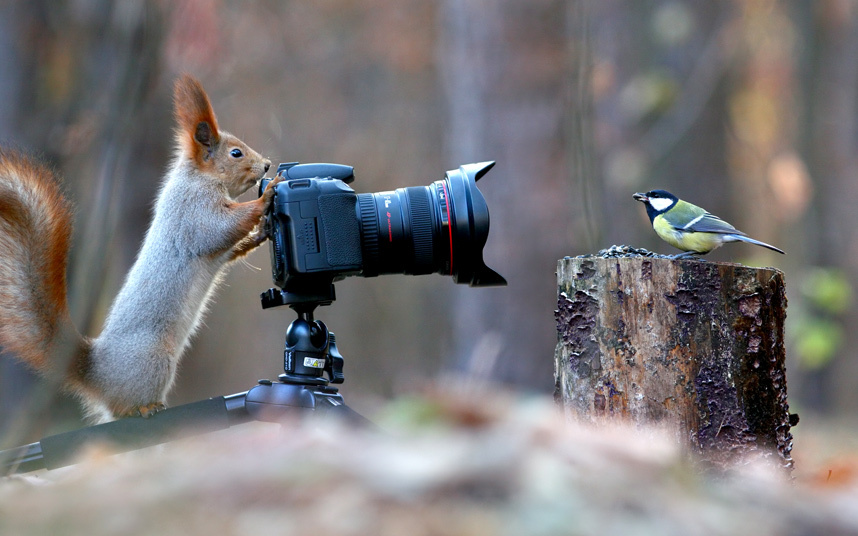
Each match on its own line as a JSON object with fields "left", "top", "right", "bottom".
{"left": 670, "top": 251, "right": 704, "bottom": 260}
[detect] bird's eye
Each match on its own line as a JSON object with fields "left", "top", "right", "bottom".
{"left": 230, "top": 148, "right": 243, "bottom": 158}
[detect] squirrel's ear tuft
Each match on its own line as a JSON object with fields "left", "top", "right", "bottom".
{"left": 174, "top": 74, "right": 220, "bottom": 160}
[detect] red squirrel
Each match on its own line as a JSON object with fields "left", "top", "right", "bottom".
{"left": 0, "top": 75, "right": 283, "bottom": 422}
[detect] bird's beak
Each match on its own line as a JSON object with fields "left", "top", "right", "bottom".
{"left": 633, "top": 192, "right": 648, "bottom": 203}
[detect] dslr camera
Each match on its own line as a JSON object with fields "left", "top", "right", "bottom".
{"left": 259, "top": 161, "right": 506, "bottom": 308}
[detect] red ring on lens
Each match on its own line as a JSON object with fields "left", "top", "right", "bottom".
{"left": 440, "top": 181, "right": 454, "bottom": 275}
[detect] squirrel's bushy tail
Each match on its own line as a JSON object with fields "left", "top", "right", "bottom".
{"left": 0, "top": 149, "right": 90, "bottom": 384}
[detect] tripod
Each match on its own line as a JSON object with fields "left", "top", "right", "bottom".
{"left": 0, "top": 288, "right": 368, "bottom": 475}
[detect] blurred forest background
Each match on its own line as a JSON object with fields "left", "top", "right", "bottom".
{"left": 0, "top": 0, "right": 856, "bottom": 438}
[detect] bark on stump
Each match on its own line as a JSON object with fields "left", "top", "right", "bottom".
{"left": 554, "top": 256, "right": 794, "bottom": 472}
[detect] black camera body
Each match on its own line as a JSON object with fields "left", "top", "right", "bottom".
{"left": 260, "top": 161, "right": 506, "bottom": 309}
{"left": 262, "top": 163, "right": 362, "bottom": 291}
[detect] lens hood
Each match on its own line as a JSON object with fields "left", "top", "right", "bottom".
{"left": 444, "top": 162, "right": 507, "bottom": 287}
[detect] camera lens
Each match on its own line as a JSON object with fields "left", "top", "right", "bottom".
{"left": 357, "top": 162, "right": 506, "bottom": 287}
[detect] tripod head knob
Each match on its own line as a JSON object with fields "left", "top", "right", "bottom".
{"left": 327, "top": 333, "right": 344, "bottom": 384}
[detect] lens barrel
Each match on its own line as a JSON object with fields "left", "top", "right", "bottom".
{"left": 357, "top": 162, "right": 506, "bottom": 287}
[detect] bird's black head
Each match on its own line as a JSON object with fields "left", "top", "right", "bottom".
{"left": 633, "top": 189, "right": 678, "bottom": 222}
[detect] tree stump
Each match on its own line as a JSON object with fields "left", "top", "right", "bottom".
{"left": 554, "top": 254, "right": 794, "bottom": 472}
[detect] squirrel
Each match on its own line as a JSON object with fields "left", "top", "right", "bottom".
{"left": 0, "top": 75, "right": 283, "bottom": 422}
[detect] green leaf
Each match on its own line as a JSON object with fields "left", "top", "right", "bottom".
{"left": 795, "top": 319, "right": 843, "bottom": 369}
{"left": 801, "top": 268, "right": 853, "bottom": 314}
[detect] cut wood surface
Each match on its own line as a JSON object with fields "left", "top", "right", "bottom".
{"left": 554, "top": 255, "right": 794, "bottom": 472}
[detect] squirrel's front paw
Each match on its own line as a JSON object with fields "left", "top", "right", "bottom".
{"left": 261, "top": 176, "right": 285, "bottom": 205}
{"left": 121, "top": 402, "right": 166, "bottom": 419}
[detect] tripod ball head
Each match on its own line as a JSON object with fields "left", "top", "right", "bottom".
{"left": 283, "top": 317, "right": 329, "bottom": 383}
{"left": 286, "top": 317, "right": 328, "bottom": 352}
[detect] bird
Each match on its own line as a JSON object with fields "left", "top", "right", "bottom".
{"left": 633, "top": 189, "right": 785, "bottom": 258}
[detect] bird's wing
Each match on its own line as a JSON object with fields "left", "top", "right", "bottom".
{"left": 685, "top": 213, "right": 746, "bottom": 235}
{"left": 662, "top": 201, "right": 746, "bottom": 236}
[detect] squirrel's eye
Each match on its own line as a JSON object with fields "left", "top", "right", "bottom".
{"left": 230, "top": 148, "right": 243, "bottom": 158}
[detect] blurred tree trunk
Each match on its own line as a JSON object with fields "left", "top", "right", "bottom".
{"left": 565, "top": 0, "right": 601, "bottom": 250}
{"left": 724, "top": 1, "right": 795, "bottom": 256}
{"left": 439, "top": 0, "right": 577, "bottom": 389}
{"left": 0, "top": 1, "right": 165, "bottom": 442}
{"left": 804, "top": 1, "right": 858, "bottom": 412}
{"left": 0, "top": 4, "right": 34, "bottom": 443}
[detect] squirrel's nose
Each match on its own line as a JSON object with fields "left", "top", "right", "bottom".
{"left": 264, "top": 162, "right": 270, "bottom": 173}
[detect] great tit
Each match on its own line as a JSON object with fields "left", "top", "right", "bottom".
{"left": 633, "top": 189, "right": 785, "bottom": 257}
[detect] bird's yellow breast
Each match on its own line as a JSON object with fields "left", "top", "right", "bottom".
{"left": 653, "top": 215, "right": 723, "bottom": 253}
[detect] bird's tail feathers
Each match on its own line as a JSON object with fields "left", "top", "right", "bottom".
{"left": 724, "top": 234, "right": 785, "bottom": 255}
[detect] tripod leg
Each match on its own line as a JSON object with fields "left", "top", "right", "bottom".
{"left": 318, "top": 397, "right": 377, "bottom": 429}
{"left": 1, "top": 395, "right": 253, "bottom": 474}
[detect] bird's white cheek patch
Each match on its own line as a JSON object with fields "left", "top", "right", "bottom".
{"left": 649, "top": 198, "right": 673, "bottom": 212}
